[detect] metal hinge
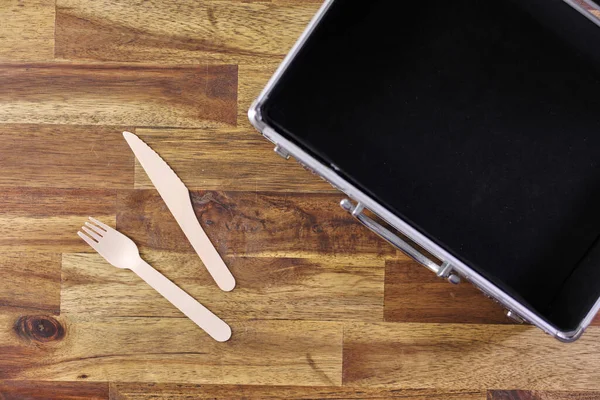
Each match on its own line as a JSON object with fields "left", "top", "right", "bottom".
{"left": 274, "top": 145, "right": 291, "bottom": 160}
{"left": 505, "top": 310, "right": 525, "bottom": 323}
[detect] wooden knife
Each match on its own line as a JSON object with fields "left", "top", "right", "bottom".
{"left": 123, "top": 131, "right": 236, "bottom": 292}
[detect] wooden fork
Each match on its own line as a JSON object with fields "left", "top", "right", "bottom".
{"left": 78, "top": 217, "right": 231, "bottom": 342}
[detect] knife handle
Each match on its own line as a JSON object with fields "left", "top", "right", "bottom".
{"left": 180, "top": 211, "right": 236, "bottom": 292}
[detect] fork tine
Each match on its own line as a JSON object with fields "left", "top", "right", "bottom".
{"left": 82, "top": 226, "right": 102, "bottom": 241}
{"left": 85, "top": 221, "right": 105, "bottom": 236}
{"left": 78, "top": 231, "right": 98, "bottom": 248}
{"left": 88, "top": 217, "right": 111, "bottom": 232}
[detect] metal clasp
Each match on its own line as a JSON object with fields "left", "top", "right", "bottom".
{"left": 273, "top": 145, "right": 291, "bottom": 160}
{"left": 506, "top": 310, "right": 525, "bottom": 323}
{"left": 340, "top": 199, "right": 460, "bottom": 284}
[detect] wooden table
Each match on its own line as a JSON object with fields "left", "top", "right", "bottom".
{"left": 1, "top": 1, "right": 600, "bottom": 399}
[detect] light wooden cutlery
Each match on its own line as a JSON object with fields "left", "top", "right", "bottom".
{"left": 123, "top": 131, "right": 236, "bottom": 292}
{"left": 78, "top": 217, "right": 232, "bottom": 342}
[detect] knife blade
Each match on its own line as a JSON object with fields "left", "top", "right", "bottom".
{"left": 123, "top": 131, "right": 235, "bottom": 292}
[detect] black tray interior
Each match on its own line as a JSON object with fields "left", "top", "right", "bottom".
{"left": 260, "top": 0, "right": 600, "bottom": 331}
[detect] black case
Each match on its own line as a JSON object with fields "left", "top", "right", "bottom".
{"left": 250, "top": 0, "right": 600, "bottom": 341}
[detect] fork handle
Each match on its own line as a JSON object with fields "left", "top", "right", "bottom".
{"left": 133, "top": 260, "right": 232, "bottom": 342}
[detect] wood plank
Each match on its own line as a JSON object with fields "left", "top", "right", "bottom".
{"left": 0, "top": 315, "right": 342, "bottom": 386}
{"left": 116, "top": 190, "right": 397, "bottom": 259}
{"left": 0, "top": 125, "right": 133, "bottom": 189}
{"left": 384, "top": 260, "right": 511, "bottom": 324}
{"left": 0, "top": 64, "right": 237, "bottom": 127}
{"left": 110, "top": 383, "right": 485, "bottom": 400}
{"left": 0, "top": 252, "right": 60, "bottom": 314}
{"left": 384, "top": 260, "right": 600, "bottom": 326}
{"left": 133, "top": 128, "right": 335, "bottom": 192}
{"left": 61, "top": 252, "right": 384, "bottom": 321}
{"left": 0, "top": 381, "right": 108, "bottom": 400}
{"left": 0, "top": 188, "right": 116, "bottom": 252}
{"left": 489, "top": 391, "right": 600, "bottom": 400}
{"left": 0, "top": 0, "right": 54, "bottom": 62}
{"left": 238, "top": 62, "right": 280, "bottom": 125}
{"left": 55, "top": 0, "right": 319, "bottom": 64}
{"left": 343, "top": 323, "right": 600, "bottom": 390}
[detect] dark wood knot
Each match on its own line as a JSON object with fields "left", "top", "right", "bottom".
{"left": 14, "top": 316, "right": 65, "bottom": 343}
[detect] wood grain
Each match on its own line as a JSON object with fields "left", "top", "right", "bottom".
{"left": 487, "top": 390, "right": 600, "bottom": 400}
{"left": 55, "top": 0, "right": 319, "bottom": 64}
{"left": 110, "top": 383, "right": 486, "bottom": 400}
{"left": 0, "top": 125, "right": 133, "bottom": 189}
{"left": 61, "top": 252, "right": 384, "bottom": 321}
{"left": 238, "top": 62, "right": 280, "bottom": 124}
{"left": 116, "top": 190, "right": 397, "bottom": 258}
{"left": 0, "top": 253, "right": 60, "bottom": 314}
{"left": 489, "top": 391, "right": 600, "bottom": 400}
{"left": 0, "top": 381, "right": 108, "bottom": 400}
{"left": 133, "top": 128, "right": 335, "bottom": 192}
{"left": 0, "top": 64, "right": 237, "bottom": 127}
{"left": 1, "top": 0, "right": 599, "bottom": 397}
{"left": 0, "top": 315, "right": 342, "bottom": 386}
{"left": 343, "top": 323, "right": 600, "bottom": 390}
{"left": 384, "top": 260, "right": 512, "bottom": 324}
{"left": 0, "top": 0, "right": 54, "bottom": 62}
{"left": 0, "top": 188, "right": 116, "bottom": 252}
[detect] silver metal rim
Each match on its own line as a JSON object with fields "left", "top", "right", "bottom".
{"left": 248, "top": 0, "right": 600, "bottom": 342}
